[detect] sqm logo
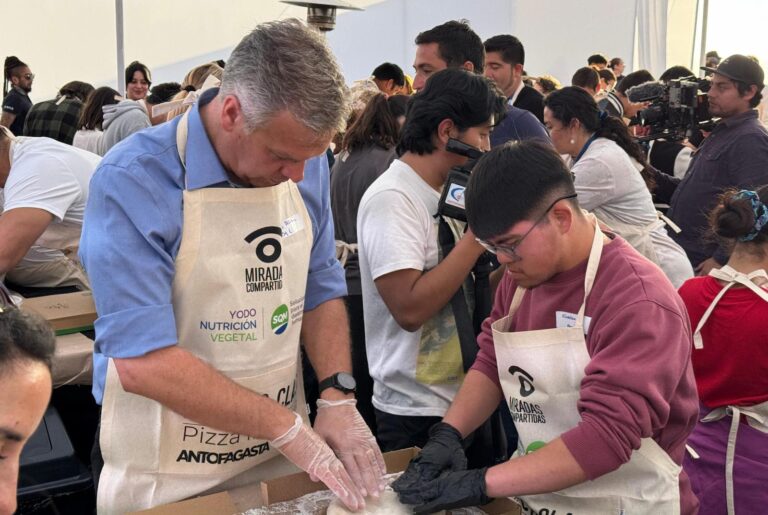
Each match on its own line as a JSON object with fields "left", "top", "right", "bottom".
{"left": 271, "top": 304, "right": 289, "bottom": 335}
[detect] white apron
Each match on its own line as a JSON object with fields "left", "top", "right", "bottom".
{"left": 492, "top": 217, "right": 681, "bottom": 514}
{"left": 96, "top": 113, "right": 313, "bottom": 513}
{"left": 691, "top": 265, "right": 768, "bottom": 515}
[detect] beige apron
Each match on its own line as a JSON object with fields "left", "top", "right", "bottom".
{"left": 691, "top": 265, "right": 768, "bottom": 515}
{"left": 3, "top": 130, "right": 90, "bottom": 289}
{"left": 492, "top": 216, "right": 681, "bottom": 514}
{"left": 96, "top": 113, "right": 313, "bottom": 513}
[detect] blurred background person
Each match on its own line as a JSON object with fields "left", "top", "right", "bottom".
{"left": 484, "top": 34, "right": 544, "bottom": 122}
{"left": 162, "top": 62, "right": 223, "bottom": 121}
{"left": 73, "top": 86, "right": 121, "bottom": 153}
{"left": 588, "top": 53, "right": 608, "bottom": 70}
{"left": 597, "top": 68, "right": 616, "bottom": 94}
{"left": 544, "top": 86, "right": 693, "bottom": 287}
{"left": 533, "top": 74, "right": 561, "bottom": 96}
{"left": 2, "top": 56, "right": 34, "bottom": 136}
{"left": 598, "top": 69, "right": 655, "bottom": 121}
{"left": 142, "top": 82, "right": 181, "bottom": 125}
{"left": 679, "top": 187, "right": 768, "bottom": 514}
{"left": 571, "top": 66, "right": 601, "bottom": 97}
{"left": 23, "top": 80, "right": 94, "bottom": 144}
{"left": 609, "top": 56, "right": 626, "bottom": 82}
{"left": 371, "top": 62, "right": 405, "bottom": 96}
{"left": 330, "top": 92, "right": 408, "bottom": 434}
{"left": 124, "top": 60, "right": 151, "bottom": 101}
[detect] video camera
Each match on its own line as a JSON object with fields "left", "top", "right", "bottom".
{"left": 627, "top": 77, "right": 716, "bottom": 142}
{"left": 436, "top": 138, "right": 484, "bottom": 222}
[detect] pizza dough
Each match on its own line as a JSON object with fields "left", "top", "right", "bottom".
{"left": 326, "top": 489, "right": 412, "bottom": 514}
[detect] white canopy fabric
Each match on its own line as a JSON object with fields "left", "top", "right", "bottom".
{"left": 8, "top": 0, "right": 702, "bottom": 102}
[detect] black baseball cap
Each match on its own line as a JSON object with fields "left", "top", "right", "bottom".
{"left": 702, "top": 54, "right": 764, "bottom": 87}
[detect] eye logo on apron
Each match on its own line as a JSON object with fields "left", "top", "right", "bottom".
{"left": 244, "top": 227, "right": 285, "bottom": 293}
{"left": 245, "top": 226, "right": 283, "bottom": 263}
{"left": 508, "top": 366, "right": 536, "bottom": 397}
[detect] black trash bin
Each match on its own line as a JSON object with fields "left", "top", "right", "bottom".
{"left": 16, "top": 406, "right": 94, "bottom": 514}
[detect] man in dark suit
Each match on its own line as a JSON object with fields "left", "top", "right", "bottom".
{"left": 483, "top": 35, "right": 544, "bottom": 123}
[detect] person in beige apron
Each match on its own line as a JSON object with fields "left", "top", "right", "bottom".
{"left": 395, "top": 141, "right": 698, "bottom": 514}
{"left": 0, "top": 126, "right": 91, "bottom": 290}
{"left": 83, "top": 21, "right": 383, "bottom": 515}
{"left": 542, "top": 87, "right": 694, "bottom": 288}
{"left": 679, "top": 188, "right": 768, "bottom": 514}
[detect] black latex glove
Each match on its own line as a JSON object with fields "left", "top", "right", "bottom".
{"left": 396, "top": 467, "right": 491, "bottom": 514}
{"left": 391, "top": 422, "right": 466, "bottom": 492}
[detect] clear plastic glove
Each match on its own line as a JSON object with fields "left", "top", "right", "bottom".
{"left": 314, "top": 398, "right": 387, "bottom": 499}
{"left": 271, "top": 412, "right": 365, "bottom": 511}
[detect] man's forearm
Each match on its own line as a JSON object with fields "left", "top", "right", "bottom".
{"left": 114, "top": 346, "right": 296, "bottom": 440}
{"left": 484, "top": 437, "right": 588, "bottom": 497}
{"left": 301, "top": 298, "right": 354, "bottom": 400}
{"left": 443, "top": 370, "right": 503, "bottom": 437}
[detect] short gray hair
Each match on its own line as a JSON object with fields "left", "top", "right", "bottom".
{"left": 220, "top": 19, "right": 350, "bottom": 134}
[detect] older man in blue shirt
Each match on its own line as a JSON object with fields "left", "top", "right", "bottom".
{"left": 80, "top": 20, "right": 383, "bottom": 514}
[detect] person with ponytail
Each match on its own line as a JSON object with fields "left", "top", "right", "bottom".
{"left": 543, "top": 86, "right": 693, "bottom": 287}
{"left": 678, "top": 186, "right": 768, "bottom": 514}
{"left": 1, "top": 56, "right": 34, "bottom": 135}
{"left": 330, "top": 92, "right": 408, "bottom": 434}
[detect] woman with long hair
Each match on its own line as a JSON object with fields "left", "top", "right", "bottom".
{"left": 330, "top": 92, "right": 408, "bottom": 434}
{"left": 679, "top": 186, "right": 768, "bottom": 514}
{"left": 544, "top": 86, "right": 693, "bottom": 286}
{"left": 72, "top": 86, "right": 121, "bottom": 153}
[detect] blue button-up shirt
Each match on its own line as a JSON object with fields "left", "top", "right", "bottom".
{"left": 80, "top": 90, "right": 346, "bottom": 404}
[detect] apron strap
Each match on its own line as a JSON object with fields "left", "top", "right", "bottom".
{"left": 701, "top": 401, "right": 768, "bottom": 515}
{"left": 175, "top": 111, "right": 191, "bottom": 189}
{"left": 658, "top": 211, "right": 682, "bottom": 234}
{"left": 575, "top": 214, "right": 605, "bottom": 326}
{"left": 334, "top": 240, "right": 358, "bottom": 268}
{"left": 693, "top": 266, "right": 768, "bottom": 349}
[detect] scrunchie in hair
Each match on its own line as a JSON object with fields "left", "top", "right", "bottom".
{"left": 734, "top": 189, "right": 768, "bottom": 241}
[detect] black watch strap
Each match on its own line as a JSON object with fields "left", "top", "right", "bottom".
{"left": 318, "top": 372, "right": 356, "bottom": 394}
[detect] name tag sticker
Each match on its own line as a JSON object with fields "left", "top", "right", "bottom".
{"left": 555, "top": 311, "right": 592, "bottom": 335}
{"left": 281, "top": 215, "right": 304, "bottom": 238}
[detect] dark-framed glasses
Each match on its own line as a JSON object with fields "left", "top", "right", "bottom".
{"left": 476, "top": 193, "right": 577, "bottom": 261}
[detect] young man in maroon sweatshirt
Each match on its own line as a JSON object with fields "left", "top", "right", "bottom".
{"left": 393, "top": 140, "right": 699, "bottom": 514}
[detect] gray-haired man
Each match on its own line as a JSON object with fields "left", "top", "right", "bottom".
{"left": 80, "top": 19, "right": 383, "bottom": 513}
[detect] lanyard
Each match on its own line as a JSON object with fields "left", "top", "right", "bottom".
{"left": 574, "top": 133, "right": 598, "bottom": 163}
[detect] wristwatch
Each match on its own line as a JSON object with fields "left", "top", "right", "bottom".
{"left": 318, "top": 372, "right": 357, "bottom": 395}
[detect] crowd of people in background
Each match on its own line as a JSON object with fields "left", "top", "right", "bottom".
{"left": 2, "top": 15, "right": 767, "bottom": 515}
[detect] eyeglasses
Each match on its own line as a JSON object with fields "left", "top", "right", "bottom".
{"left": 22, "top": 73, "right": 34, "bottom": 80}
{"left": 476, "top": 194, "right": 577, "bottom": 261}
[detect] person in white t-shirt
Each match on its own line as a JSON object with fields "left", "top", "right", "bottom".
{"left": 0, "top": 129, "right": 100, "bottom": 289}
{"left": 357, "top": 68, "right": 506, "bottom": 451}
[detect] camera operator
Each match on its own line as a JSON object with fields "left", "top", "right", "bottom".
{"left": 666, "top": 55, "right": 768, "bottom": 273}
{"left": 598, "top": 69, "right": 654, "bottom": 121}
{"left": 357, "top": 68, "right": 505, "bottom": 452}
{"left": 646, "top": 66, "right": 697, "bottom": 179}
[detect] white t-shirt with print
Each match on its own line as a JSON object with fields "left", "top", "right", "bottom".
{"left": 4, "top": 137, "right": 100, "bottom": 251}
{"left": 358, "top": 159, "right": 464, "bottom": 417}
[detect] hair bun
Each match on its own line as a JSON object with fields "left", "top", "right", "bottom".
{"left": 714, "top": 194, "right": 757, "bottom": 239}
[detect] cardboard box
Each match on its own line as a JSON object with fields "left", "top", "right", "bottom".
{"left": 22, "top": 291, "right": 97, "bottom": 335}
{"left": 134, "top": 448, "right": 521, "bottom": 514}
{"left": 51, "top": 332, "right": 94, "bottom": 386}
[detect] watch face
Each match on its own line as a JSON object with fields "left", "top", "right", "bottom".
{"left": 337, "top": 372, "right": 356, "bottom": 390}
